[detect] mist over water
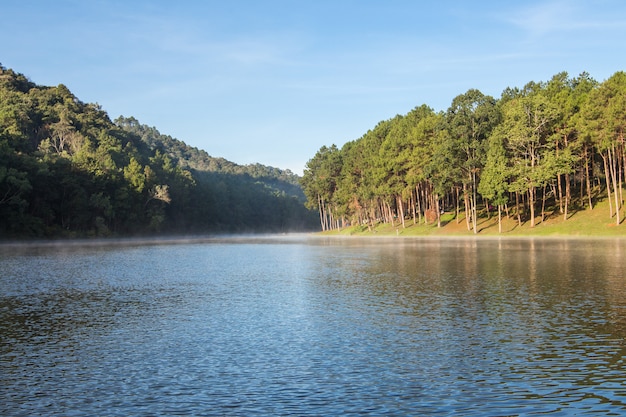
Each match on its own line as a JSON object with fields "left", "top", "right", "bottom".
{"left": 1, "top": 236, "right": 625, "bottom": 416}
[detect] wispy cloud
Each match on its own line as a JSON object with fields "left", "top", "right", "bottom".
{"left": 504, "top": 0, "right": 626, "bottom": 38}
{"left": 508, "top": 1, "right": 576, "bottom": 37}
{"left": 99, "top": 3, "right": 306, "bottom": 74}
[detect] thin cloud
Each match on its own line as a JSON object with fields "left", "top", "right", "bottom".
{"left": 505, "top": 0, "right": 626, "bottom": 38}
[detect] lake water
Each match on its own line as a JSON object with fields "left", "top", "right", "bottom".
{"left": 1, "top": 235, "right": 625, "bottom": 416}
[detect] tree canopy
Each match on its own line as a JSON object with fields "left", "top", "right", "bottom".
{"left": 301, "top": 71, "right": 626, "bottom": 232}
{"left": 0, "top": 65, "right": 317, "bottom": 238}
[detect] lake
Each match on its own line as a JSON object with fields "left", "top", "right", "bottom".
{"left": 1, "top": 235, "right": 625, "bottom": 416}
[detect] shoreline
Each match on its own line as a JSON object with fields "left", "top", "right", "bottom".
{"left": 313, "top": 232, "right": 626, "bottom": 241}
{"left": 0, "top": 233, "right": 318, "bottom": 250}
{"left": 314, "top": 199, "right": 626, "bottom": 240}
{"left": 1, "top": 232, "right": 624, "bottom": 251}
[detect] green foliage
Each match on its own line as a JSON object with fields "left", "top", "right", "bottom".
{"left": 0, "top": 66, "right": 317, "bottom": 238}
{"left": 479, "top": 131, "right": 509, "bottom": 206}
{"left": 301, "top": 70, "right": 626, "bottom": 232}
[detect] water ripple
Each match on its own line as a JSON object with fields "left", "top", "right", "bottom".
{"left": 1, "top": 237, "right": 626, "bottom": 415}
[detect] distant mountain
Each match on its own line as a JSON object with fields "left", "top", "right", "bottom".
{"left": 0, "top": 64, "right": 317, "bottom": 238}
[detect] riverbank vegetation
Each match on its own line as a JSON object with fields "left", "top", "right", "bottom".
{"left": 301, "top": 71, "right": 626, "bottom": 235}
{"left": 0, "top": 65, "right": 318, "bottom": 238}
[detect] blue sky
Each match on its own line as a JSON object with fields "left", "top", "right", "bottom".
{"left": 3, "top": 0, "right": 626, "bottom": 174}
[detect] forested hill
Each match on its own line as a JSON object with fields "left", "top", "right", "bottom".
{"left": 114, "top": 116, "right": 304, "bottom": 199}
{"left": 0, "top": 65, "right": 318, "bottom": 238}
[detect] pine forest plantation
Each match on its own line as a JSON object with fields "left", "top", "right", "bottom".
{"left": 301, "top": 71, "right": 626, "bottom": 234}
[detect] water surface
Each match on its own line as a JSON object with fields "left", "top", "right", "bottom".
{"left": 1, "top": 236, "right": 625, "bottom": 415}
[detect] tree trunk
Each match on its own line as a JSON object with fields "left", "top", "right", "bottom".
{"left": 416, "top": 185, "right": 423, "bottom": 225}
{"left": 397, "top": 195, "right": 406, "bottom": 229}
{"left": 602, "top": 153, "right": 613, "bottom": 218}
{"left": 529, "top": 187, "right": 536, "bottom": 228}
{"left": 556, "top": 136, "right": 563, "bottom": 214}
{"left": 541, "top": 184, "right": 548, "bottom": 224}
{"left": 562, "top": 134, "right": 569, "bottom": 218}
{"left": 317, "top": 198, "right": 324, "bottom": 231}
{"left": 456, "top": 187, "right": 461, "bottom": 224}
{"left": 471, "top": 178, "right": 478, "bottom": 234}
{"left": 564, "top": 173, "right": 570, "bottom": 220}
{"left": 608, "top": 147, "right": 621, "bottom": 225}
{"left": 463, "top": 183, "right": 471, "bottom": 231}
{"left": 317, "top": 194, "right": 326, "bottom": 231}
{"left": 516, "top": 192, "right": 522, "bottom": 227}
{"left": 498, "top": 204, "right": 502, "bottom": 234}
{"left": 386, "top": 200, "right": 392, "bottom": 225}
{"left": 619, "top": 146, "right": 624, "bottom": 210}
{"left": 619, "top": 135, "right": 626, "bottom": 204}
{"left": 557, "top": 174, "right": 564, "bottom": 214}
{"left": 585, "top": 144, "right": 593, "bottom": 210}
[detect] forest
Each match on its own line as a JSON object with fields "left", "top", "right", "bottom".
{"left": 0, "top": 65, "right": 318, "bottom": 238}
{"left": 301, "top": 71, "right": 626, "bottom": 233}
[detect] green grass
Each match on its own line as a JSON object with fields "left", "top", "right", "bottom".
{"left": 320, "top": 198, "right": 626, "bottom": 238}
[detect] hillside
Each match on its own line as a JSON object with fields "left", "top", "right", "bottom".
{"left": 0, "top": 65, "right": 317, "bottom": 238}
{"left": 114, "top": 116, "right": 305, "bottom": 200}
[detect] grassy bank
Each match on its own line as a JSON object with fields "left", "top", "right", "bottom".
{"left": 320, "top": 198, "right": 626, "bottom": 238}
